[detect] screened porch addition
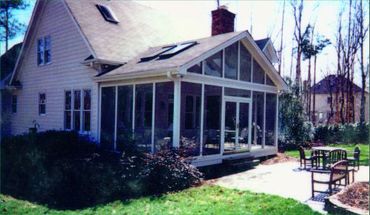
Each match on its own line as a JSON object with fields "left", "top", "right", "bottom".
{"left": 99, "top": 38, "right": 280, "bottom": 165}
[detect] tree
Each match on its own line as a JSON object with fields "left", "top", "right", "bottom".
{"left": 355, "top": 0, "right": 369, "bottom": 124}
{"left": 291, "top": 0, "right": 304, "bottom": 96}
{"left": 0, "top": 0, "right": 28, "bottom": 51}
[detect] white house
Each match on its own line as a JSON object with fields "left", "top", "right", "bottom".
{"left": 9, "top": 0, "right": 287, "bottom": 166}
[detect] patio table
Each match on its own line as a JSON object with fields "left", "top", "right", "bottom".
{"left": 311, "top": 146, "right": 346, "bottom": 169}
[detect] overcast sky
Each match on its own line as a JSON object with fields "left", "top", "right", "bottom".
{"left": 2, "top": 0, "right": 369, "bottom": 85}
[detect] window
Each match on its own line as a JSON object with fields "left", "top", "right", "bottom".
{"left": 181, "top": 82, "right": 201, "bottom": 156}
{"left": 39, "top": 93, "right": 46, "bottom": 115}
{"left": 135, "top": 84, "right": 153, "bottom": 152}
{"left": 64, "top": 89, "right": 91, "bottom": 133}
{"left": 116, "top": 85, "right": 133, "bottom": 151}
{"left": 265, "top": 93, "right": 277, "bottom": 146}
{"left": 64, "top": 91, "right": 72, "bottom": 129}
{"left": 100, "top": 87, "right": 115, "bottom": 150}
{"left": 203, "top": 85, "right": 222, "bottom": 155}
{"left": 205, "top": 51, "right": 223, "bottom": 77}
{"left": 253, "top": 59, "right": 265, "bottom": 84}
{"left": 225, "top": 88, "right": 251, "bottom": 98}
{"left": 224, "top": 42, "right": 238, "bottom": 80}
{"left": 187, "top": 62, "right": 202, "bottom": 74}
{"left": 266, "top": 74, "right": 275, "bottom": 86}
{"left": 252, "top": 91, "right": 264, "bottom": 147}
{"left": 240, "top": 43, "right": 252, "bottom": 82}
{"left": 96, "top": 4, "right": 119, "bottom": 23}
{"left": 37, "top": 36, "right": 51, "bottom": 65}
{"left": 73, "top": 90, "right": 81, "bottom": 131}
{"left": 154, "top": 82, "right": 174, "bottom": 152}
{"left": 11, "top": 95, "right": 17, "bottom": 113}
{"left": 83, "top": 90, "right": 91, "bottom": 132}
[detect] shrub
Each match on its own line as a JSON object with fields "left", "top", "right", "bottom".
{"left": 141, "top": 149, "right": 203, "bottom": 194}
{"left": 1, "top": 130, "right": 202, "bottom": 209}
{"left": 314, "top": 123, "right": 369, "bottom": 144}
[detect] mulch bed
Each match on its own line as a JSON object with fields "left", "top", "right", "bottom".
{"left": 261, "top": 153, "right": 298, "bottom": 165}
{"left": 337, "top": 182, "right": 369, "bottom": 211}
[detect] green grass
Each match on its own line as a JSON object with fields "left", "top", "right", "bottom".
{"left": 0, "top": 186, "right": 321, "bottom": 215}
{"left": 285, "top": 143, "right": 369, "bottom": 166}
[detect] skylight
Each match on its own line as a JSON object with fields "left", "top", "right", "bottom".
{"left": 140, "top": 46, "right": 176, "bottom": 62}
{"left": 158, "top": 42, "right": 197, "bottom": 59}
{"left": 139, "top": 41, "right": 197, "bottom": 63}
{"left": 96, "top": 4, "right": 119, "bottom": 24}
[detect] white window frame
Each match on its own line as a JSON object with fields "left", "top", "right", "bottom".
{"left": 64, "top": 89, "right": 91, "bottom": 134}
{"left": 38, "top": 93, "right": 46, "bottom": 115}
{"left": 37, "top": 36, "right": 51, "bottom": 66}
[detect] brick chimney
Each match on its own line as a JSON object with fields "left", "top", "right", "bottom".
{"left": 211, "top": 5, "right": 235, "bottom": 36}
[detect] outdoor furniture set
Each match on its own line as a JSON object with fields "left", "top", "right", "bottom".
{"left": 298, "top": 146, "right": 361, "bottom": 198}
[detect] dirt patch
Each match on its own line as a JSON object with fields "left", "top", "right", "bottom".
{"left": 261, "top": 153, "right": 298, "bottom": 165}
{"left": 337, "top": 182, "right": 369, "bottom": 211}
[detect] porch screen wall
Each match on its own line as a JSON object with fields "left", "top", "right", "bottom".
{"left": 265, "top": 93, "right": 277, "bottom": 146}
{"left": 135, "top": 84, "right": 153, "bottom": 152}
{"left": 117, "top": 85, "right": 133, "bottom": 151}
{"left": 252, "top": 91, "right": 264, "bottom": 147}
{"left": 224, "top": 42, "right": 238, "bottom": 80}
{"left": 239, "top": 42, "right": 252, "bottom": 82}
{"left": 100, "top": 87, "right": 116, "bottom": 150}
{"left": 154, "top": 82, "right": 174, "bottom": 152}
{"left": 203, "top": 85, "right": 222, "bottom": 155}
{"left": 180, "top": 82, "right": 201, "bottom": 156}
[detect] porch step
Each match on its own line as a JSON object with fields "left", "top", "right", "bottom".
{"left": 223, "top": 156, "right": 259, "bottom": 168}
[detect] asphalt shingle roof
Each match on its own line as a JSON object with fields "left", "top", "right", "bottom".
{"left": 99, "top": 31, "right": 245, "bottom": 78}
{"left": 65, "top": 0, "right": 185, "bottom": 63}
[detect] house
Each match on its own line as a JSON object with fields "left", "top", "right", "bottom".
{"left": 310, "top": 75, "right": 369, "bottom": 124}
{"left": 1, "top": 42, "right": 23, "bottom": 138}
{"left": 8, "top": 0, "right": 287, "bottom": 166}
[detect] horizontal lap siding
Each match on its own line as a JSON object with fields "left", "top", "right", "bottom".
{"left": 11, "top": 0, "right": 98, "bottom": 140}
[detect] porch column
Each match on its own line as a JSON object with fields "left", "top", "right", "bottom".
{"left": 173, "top": 79, "right": 181, "bottom": 148}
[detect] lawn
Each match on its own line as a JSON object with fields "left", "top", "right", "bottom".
{"left": 0, "top": 186, "right": 321, "bottom": 215}
{"left": 285, "top": 143, "right": 369, "bottom": 166}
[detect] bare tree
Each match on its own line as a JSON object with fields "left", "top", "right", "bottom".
{"left": 278, "top": 0, "right": 286, "bottom": 75}
{"left": 291, "top": 0, "right": 304, "bottom": 95}
{"left": 355, "top": 0, "right": 369, "bottom": 124}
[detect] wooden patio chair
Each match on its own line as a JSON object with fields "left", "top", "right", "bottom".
{"left": 311, "top": 160, "right": 349, "bottom": 198}
{"left": 347, "top": 146, "right": 360, "bottom": 171}
{"left": 298, "top": 146, "right": 316, "bottom": 169}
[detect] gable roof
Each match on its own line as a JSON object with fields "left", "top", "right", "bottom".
{"left": 98, "top": 31, "right": 243, "bottom": 78}
{"left": 255, "top": 38, "right": 270, "bottom": 50}
{"left": 64, "top": 0, "right": 183, "bottom": 63}
{"left": 10, "top": 0, "right": 184, "bottom": 84}
{"left": 97, "top": 31, "right": 288, "bottom": 90}
{"left": 1, "top": 42, "right": 22, "bottom": 80}
{"left": 311, "top": 75, "right": 364, "bottom": 94}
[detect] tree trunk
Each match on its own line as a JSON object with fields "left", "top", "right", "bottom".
{"left": 312, "top": 55, "right": 317, "bottom": 125}
{"left": 278, "top": 0, "right": 285, "bottom": 75}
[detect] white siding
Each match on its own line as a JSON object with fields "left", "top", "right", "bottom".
{"left": 11, "top": 0, "right": 98, "bottom": 140}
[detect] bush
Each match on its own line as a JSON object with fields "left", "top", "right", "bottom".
{"left": 141, "top": 149, "right": 203, "bottom": 194}
{"left": 1, "top": 131, "right": 202, "bottom": 209}
{"left": 314, "top": 123, "right": 369, "bottom": 144}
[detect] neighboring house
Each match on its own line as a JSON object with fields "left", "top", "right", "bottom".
{"left": 1, "top": 42, "right": 23, "bottom": 138}
{"left": 8, "top": 0, "right": 287, "bottom": 166}
{"left": 310, "top": 75, "right": 369, "bottom": 124}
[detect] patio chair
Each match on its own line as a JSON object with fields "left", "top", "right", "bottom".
{"left": 328, "top": 149, "right": 347, "bottom": 165}
{"left": 347, "top": 146, "right": 360, "bottom": 171}
{"left": 311, "top": 160, "right": 348, "bottom": 198}
{"left": 298, "top": 146, "right": 316, "bottom": 169}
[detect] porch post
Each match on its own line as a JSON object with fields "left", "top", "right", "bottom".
{"left": 173, "top": 79, "right": 181, "bottom": 148}
{"left": 275, "top": 93, "right": 279, "bottom": 148}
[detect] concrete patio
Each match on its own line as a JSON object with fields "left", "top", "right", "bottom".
{"left": 211, "top": 161, "right": 369, "bottom": 214}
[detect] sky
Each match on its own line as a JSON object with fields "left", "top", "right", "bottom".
{"left": 1, "top": 0, "right": 369, "bottom": 85}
